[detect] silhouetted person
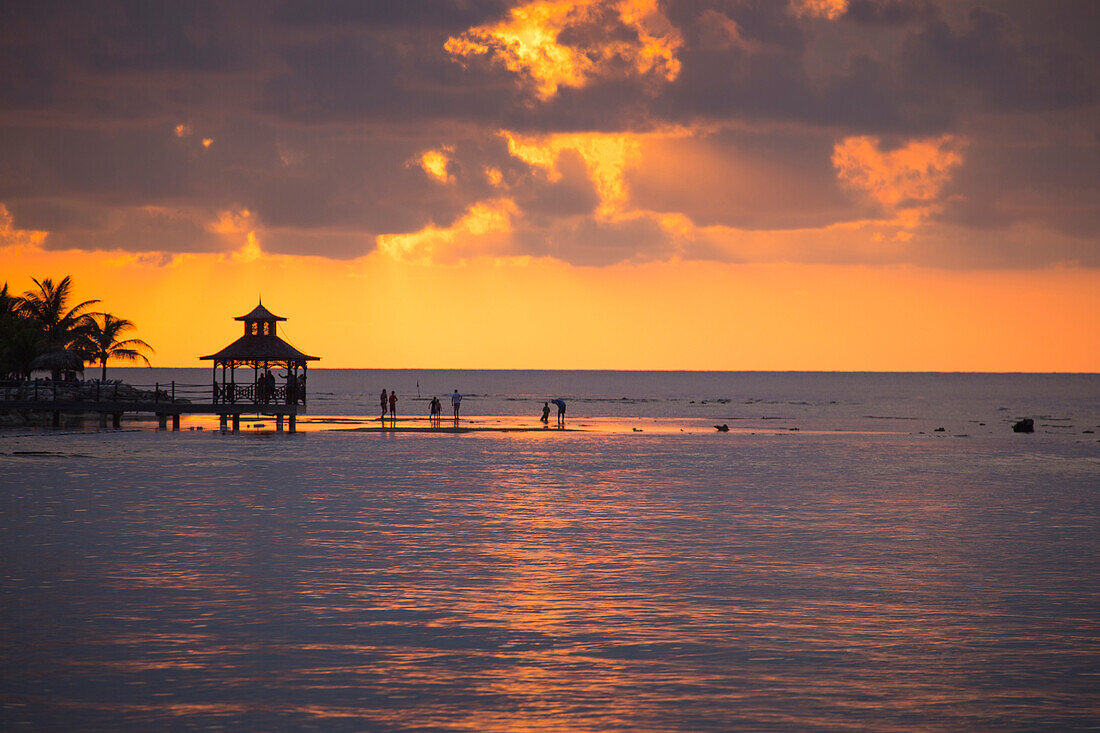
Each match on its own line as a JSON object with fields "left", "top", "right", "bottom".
{"left": 429, "top": 396, "right": 441, "bottom": 426}
{"left": 259, "top": 367, "right": 272, "bottom": 402}
{"left": 541, "top": 402, "right": 550, "bottom": 424}
{"left": 380, "top": 389, "right": 388, "bottom": 420}
{"left": 389, "top": 390, "right": 397, "bottom": 421}
{"left": 298, "top": 373, "right": 306, "bottom": 404}
{"left": 452, "top": 389, "right": 462, "bottom": 421}
{"left": 284, "top": 372, "right": 296, "bottom": 405}
{"left": 551, "top": 398, "right": 566, "bottom": 427}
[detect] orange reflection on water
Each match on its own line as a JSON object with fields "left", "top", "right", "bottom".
{"left": 6, "top": 426, "right": 1096, "bottom": 729}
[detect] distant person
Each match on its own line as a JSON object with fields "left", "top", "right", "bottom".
{"left": 297, "top": 373, "right": 306, "bottom": 404}
{"left": 429, "top": 396, "right": 441, "bottom": 426}
{"left": 389, "top": 390, "right": 398, "bottom": 420}
{"left": 551, "top": 398, "right": 566, "bottom": 427}
{"left": 452, "top": 389, "right": 462, "bottom": 420}
{"left": 284, "top": 372, "right": 296, "bottom": 404}
{"left": 380, "top": 389, "right": 388, "bottom": 420}
{"left": 541, "top": 401, "right": 550, "bottom": 424}
{"left": 265, "top": 370, "right": 276, "bottom": 404}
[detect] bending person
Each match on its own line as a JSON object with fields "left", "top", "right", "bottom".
{"left": 551, "top": 398, "right": 566, "bottom": 427}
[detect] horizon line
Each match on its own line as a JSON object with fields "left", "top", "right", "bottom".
{"left": 104, "top": 366, "right": 1100, "bottom": 376}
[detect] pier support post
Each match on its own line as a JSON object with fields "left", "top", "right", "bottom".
{"left": 52, "top": 411, "right": 61, "bottom": 428}
{"left": 219, "top": 414, "right": 228, "bottom": 431}
{"left": 232, "top": 414, "right": 240, "bottom": 432}
{"left": 289, "top": 414, "right": 296, "bottom": 433}
{"left": 112, "top": 412, "right": 121, "bottom": 429}
{"left": 158, "top": 413, "right": 168, "bottom": 430}
{"left": 172, "top": 414, "right": 180, "bottom": 431}
{"left": 276, "top": 414, "right": 284, "bottom": 432}
{"left": 99, "top": 412, "right": 107, "bottom": 429}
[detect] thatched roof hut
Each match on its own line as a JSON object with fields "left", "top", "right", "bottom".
{"left": 30, "top": 348, "right": 86, "bottom": 377}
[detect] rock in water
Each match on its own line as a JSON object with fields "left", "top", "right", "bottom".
{"left": 715, "top": 424, "right": 729, "bottom": 432}
{"left": 1012, "top": 418, "right": 1034, "bottom": 433}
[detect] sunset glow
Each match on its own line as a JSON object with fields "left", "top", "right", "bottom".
{"left": 1, "top": 1, "right": 1096, "bottom": 371}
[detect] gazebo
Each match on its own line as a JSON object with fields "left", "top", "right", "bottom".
{"left": 200, "top": 302, "right": 318, "bottom": 411}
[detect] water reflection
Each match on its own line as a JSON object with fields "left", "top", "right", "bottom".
{"left": 0, "top": 430, "right": 1097, "bottom": 729}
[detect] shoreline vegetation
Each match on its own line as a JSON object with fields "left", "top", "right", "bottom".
{"left": 1, "top": 275, "right": 156, "bottom": 427}
{"left": 1, "top": 276, "right": 153, "bottom": 382}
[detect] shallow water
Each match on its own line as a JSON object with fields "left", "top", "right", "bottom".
{"left": 1, "top": 373, "right": 1098, "bottom": 730}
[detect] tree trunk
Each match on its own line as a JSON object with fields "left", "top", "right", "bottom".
{"left": 101, "top": 359, "right": 107, "bottom": 382}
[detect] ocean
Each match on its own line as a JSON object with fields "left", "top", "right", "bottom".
{"left": 1, "top": 371, "right": 1098, "bottom": 730}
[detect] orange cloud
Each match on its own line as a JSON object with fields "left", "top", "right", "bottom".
{"left": 790, "top": 0, "right": 849, "bottom": 20}
{"left": 376, "top": 199, "right": 519, "bottom": 264}
{"left": 229, "top": 232, "right": 263, "bottom": 263}
{"left": 504, "top": 130, "right": 647, "bottom": 218}
{"left": 414, "top": 146, "right": 455, "bottom": 184}
{"left": 0, "top": 204, "right": 47, "bottom": 250}
{"left": 446, "top": 0, "right": 681, "bottom": 100}
{"left": 832, "top": 135, "right": 965, "bottom": 210}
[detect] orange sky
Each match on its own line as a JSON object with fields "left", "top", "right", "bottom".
{"left": 4, "top": 237, "right": 1097, "bottom": 371}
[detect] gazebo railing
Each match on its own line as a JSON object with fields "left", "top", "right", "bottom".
{"left": 212, "top": 382, "right": 305, "bottom": 405}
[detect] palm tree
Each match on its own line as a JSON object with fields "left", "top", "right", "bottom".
{"left": 19, "top": 276, "right": 100, "bottom": 351}
{"left": 0, "top": 283, "right": 46, "bottom": 379}
{"left": 0, "top": 283, "right": 17, "bottom": 316}
{"left": 80, "top": 313, "right": 154, "bottom": 380}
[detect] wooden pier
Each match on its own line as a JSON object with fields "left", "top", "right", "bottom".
{"left": 0, "top": 379, "right": 305, "bottom": 432}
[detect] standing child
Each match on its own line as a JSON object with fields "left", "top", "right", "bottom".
{"left": 389, "top": 390, "right": 397, "bottom": 420}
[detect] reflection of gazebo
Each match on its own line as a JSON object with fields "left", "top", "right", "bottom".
{"left": 200, "top": 302, "right": 318, "bottom": 409}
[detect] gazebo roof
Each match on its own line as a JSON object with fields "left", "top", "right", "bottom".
{"left": 201, "top": 334, "right": 318, "bottom": 362}
{"left": 235, "top": 303, "right": 286, "bottom": 321}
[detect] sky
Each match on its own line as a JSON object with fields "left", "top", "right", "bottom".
{"left": 1, "top": 0, "right": 1098, "bottom": 370}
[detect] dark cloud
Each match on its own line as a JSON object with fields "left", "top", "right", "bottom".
{"left": 516, "top": 214, "right": 675, "bottom": 266}
{"left": 627, "top": 129, "right": 874, "bottom": 229}
{"left": 259, "top": 228, "right": 375, "bottom": 260}
{"left": 0, "top": 0, "right": 1096, "bottom": 268}
{"left": 511, "top": 150, "right": 600, "bottom": 222}
{"left": 0, "top": 125, "right": 203, "bottom": 202}
{"left": 903, "top": 7, "right": 1098, "bottom": 113}
{"left": 42, "top": 205, "right": 229, "bottom": 254}
{"left": 843, "top": 0, "right": 938, "bottom": 26}
{"left": 73, "top": 1, "right": 244, "bottom": 75}
{"left": 935, "top": 138, "right": 1100, "bottom": 238}
{"left": 656, "top": 7, "right": 952, "bottom": 136}
{"left": 272, "top": 0, "right": 509, "bottom": 33}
